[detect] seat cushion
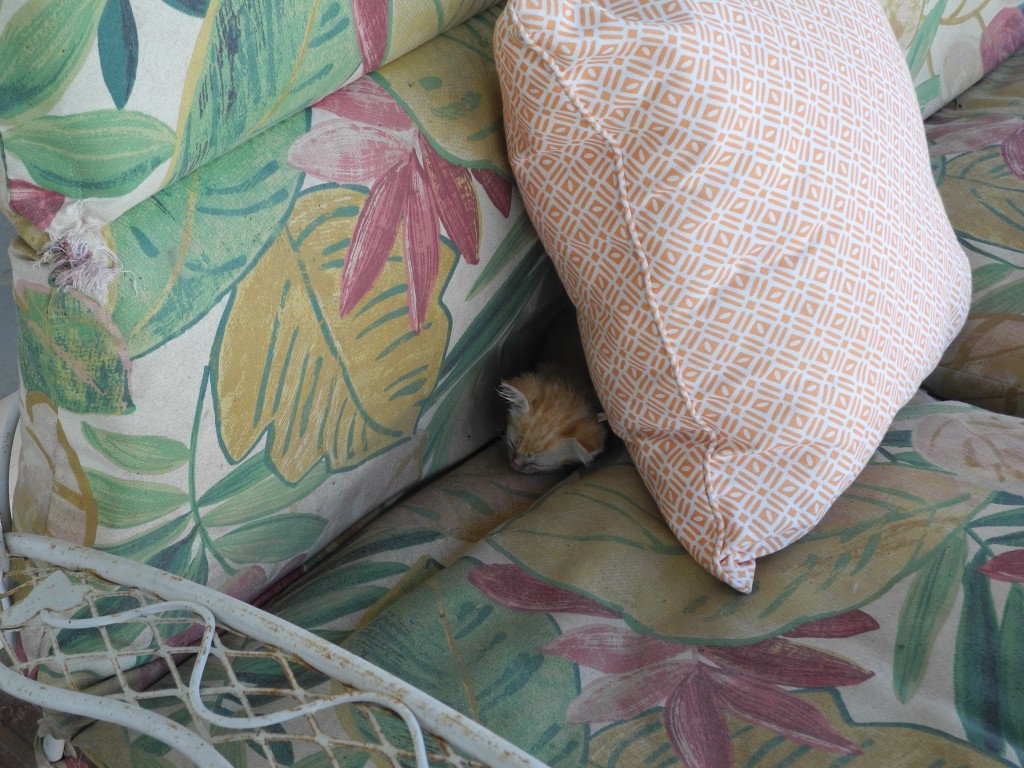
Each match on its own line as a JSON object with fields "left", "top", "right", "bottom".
{"left": 68, "top": 395, "right": 1024, "bottom": 767}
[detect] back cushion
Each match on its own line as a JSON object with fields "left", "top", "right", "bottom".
{"left": 882, "top": 0, "right": 1024, "bottom": 117}
{"left": 0, "top": 0, "right": 499, "bottom": 231}
{"left": 494, "top": 0, "right": 972, "bottom": 591}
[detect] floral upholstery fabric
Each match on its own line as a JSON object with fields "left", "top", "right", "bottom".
{"left": 923, "top": 45, "right": 1024, "bottom": 416}
{"left": 4, "top": 1, "right": 1024, "bottom": 767}
{"left": 70, "top": 394, "right": 1024, "bottom": 766}
{"left": 9, "top": 8, "right": 565, "bottom": 603}
{"left": 3, "top": 0, "right": 1019, "bottom": 236}
{"left": 0, "top": 0, "right": 497, "bottom": 229}
{"left": 882, "top": 0, "right": 1024, "bottom": 116}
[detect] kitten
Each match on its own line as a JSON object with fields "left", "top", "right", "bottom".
{"left": 499, "top": 311, "right": 607, "bottom": 473}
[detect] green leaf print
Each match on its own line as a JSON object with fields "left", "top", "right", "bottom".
{"left": 271, "top": 560, "right": 408, "bottom": 630}
{"left": 82, "top": 423, "right": 189, "bottom": 475}
{"left": 972, "top": 262, "right": 1015, "bottom": 293}
{"left": 86, "top": 469, "right": 189, "bottom": 529}
{"left": 149, "top": 531, "right": 209, "bottom": 585}
{"left": 916, "top": 75, "right": 941, "bottom": 109}
{"left": 16, "top": 284, "right": 132, "bottom": 414}
{"left": 100, "top": 514, "right": 193, "bottom": 564}
{"left": 330, "top": 529, "right": 446, "bottom": 568}
{"left": 4, "top": 111, "right": 175, "bottom": 198}
{"left": 292, "top": 747, "right": 374, "bottom": 768}
{"left": 108, "top": 108, "right": 308, "bottom": 358}
{"left": 98, "top": 0, "right": 139, "bottom": 110}
{"left": 55, "top": 596, "right": 149, "bottom": 659}
{"left": 940, "top": 146, "right": 1024, "bottom": 249}
{"left": 198, "top": 452, "right": 329, "bottom": 528}
{"left": 170, "top": 0, "right": 360, "bottom": 181}
{"left": 213, "top": 513, "right": 327, "bottom": 564}
{"left": 956, "top": 550, "right": 1003, "bottom": 755}
{"left": 905, "top": 0, "right": 946, "bottom": 78}
{"left": 893, "top": 533, "right": 966, "bottom": 703}
{"left": 492, "top": 462, "right": 988, "bottom": 643}
{"left": 0, "top": 0, "right": 106, "bottom": 121}
{"left": 999, "top": 584, "right": 1024, "bottom": 765}
{"left": 972, "top": 280, "right": 1024, "bottom": 315}
{"left": 159, "top": 0, "right": 210, "bottom": 16}
{"left": 212, "top": 186, "right": 455, "bottom": 483}
{"left": 345, "top": 558, "right": 587, "bottom": 765}
{"left": 373, "top": 7, "right": 510, "bottom": 174}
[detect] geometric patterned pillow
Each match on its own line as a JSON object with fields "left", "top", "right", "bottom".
{"left": 495, "top": 0, "right": 972, "bottom": 591}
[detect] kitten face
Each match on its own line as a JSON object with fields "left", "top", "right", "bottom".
{"left": 500, "top": 374, "right": 606, "bottom": 474}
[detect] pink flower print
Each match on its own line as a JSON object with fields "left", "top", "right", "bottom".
{"left": 543, "top": 621, "right": 872, "bottom": 767}
{"left": 978, "top": 549, "right": 1024, "bottom": 582}
{"left": 927, "top": 114, "right": 1024, "bottom": 157}
{"left": 8, "top": 180, "right": 64, "bottom": 230}
{"left": 468, "top": 563, "right": 621, "bottom": 618}
{"left": 981, "top": 7, "right": 1024, "bottom": 74}
{"left": 289, "top": 79, "right": 505, "bottom": 332}
{"left": 925, "top": 113, "right": 1024, "bottom": 180}
{"left": 352, "top": 0, "right": 388, "bottom": 72}
{"left": 1002, "top": 125, "right": 1024, "bottom": 178}
{"left": 781, "top": 609, "right": 879, "bottom": 638}
{"left": 467, "top": 562, "right": 876, "bottom": 766}
{"left": 472, "top": 167, "right": 513, "bottom": 217}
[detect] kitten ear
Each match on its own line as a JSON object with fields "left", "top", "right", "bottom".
{"left": 568, "top": 438, "right": 596, "bottom": 466}
{"left": 498, "top": 380, "right": 529, "bottom": 414}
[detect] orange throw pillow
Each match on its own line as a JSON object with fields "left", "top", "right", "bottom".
{"left": 494, "top": 0, "right": 972, "bottom": 591}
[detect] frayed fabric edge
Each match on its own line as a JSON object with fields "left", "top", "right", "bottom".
{"left": 39, "top": 206, "right": 121, "bottom": 303}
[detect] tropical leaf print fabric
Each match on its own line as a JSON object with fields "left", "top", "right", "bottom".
{"left": 0, "top": 0, "right": 497, "bottom": 230}
{"left": 9, "top": 7, "right": 564, "bottom": 605}
{"left": 924, "top": 46, "right": 1024, "bottom": 415}
{"left": 883, "top": 0, "right": 1024, "bottom": 116}
{"left": 5, "top": 0, "right": 1024, "bottom": 764}
{"left": 69, "top": 396, "right": 1024, "bottom": 767}
{"left": 1, "top": 0, "right": 1017, "bottom": 238}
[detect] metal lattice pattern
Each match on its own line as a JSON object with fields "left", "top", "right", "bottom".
{"left": 1, "top": 557, "right": 502, "bottom": 767}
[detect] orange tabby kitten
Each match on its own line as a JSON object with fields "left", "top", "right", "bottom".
{"left": 499, "top": 311, "right": 607, "bottom": 473}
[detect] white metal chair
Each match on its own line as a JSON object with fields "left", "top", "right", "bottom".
{"left": 0, "top": 392, "right": 544, "bottom": 768}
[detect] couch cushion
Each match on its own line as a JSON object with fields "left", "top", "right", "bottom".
{"left": 923, "top": 46, "right": 1024, "bottom": 416}
{"left": 10, "top": 8, "right": 564, "bottom": 603}
{"left": 0, "top": 0, "right": 499, "bottom": 233}
{"left": 68, "top": 396, "right": 1024, "bottom": 767}
{"left": 493, "top": 0, "right": 971, "bottom": 591}
{"left": 883, "top": 0, "right": 1024, "bottom": 117}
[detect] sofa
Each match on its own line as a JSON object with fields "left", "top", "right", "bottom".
{"left": 2, "top": 0, "right": 1024, "bottom": 765}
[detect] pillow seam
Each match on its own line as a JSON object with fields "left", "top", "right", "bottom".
{"left": 504, "top": 1, "right": 728, "bottom": 560}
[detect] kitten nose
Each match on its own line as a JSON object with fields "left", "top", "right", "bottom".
{"left": 511, "top": 456, "right": 524, "bottom": 472}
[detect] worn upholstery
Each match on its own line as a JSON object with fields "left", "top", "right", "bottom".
{"left": 2, "top": 0, "right": 1024, "bottom": 766}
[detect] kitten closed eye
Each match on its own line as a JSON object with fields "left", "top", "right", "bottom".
{"left": 500, "top": 307, "right": 606, "bottom": 473}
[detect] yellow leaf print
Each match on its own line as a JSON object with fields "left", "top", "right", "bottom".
{"left": 13, "top": 392, "right": 99, "bottom": 546}
{"left": 214, "top": 187, "right": 455, "bottom": 483}
{"left": 374, "top": 8, "right": 511, "bottom": 175}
